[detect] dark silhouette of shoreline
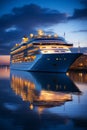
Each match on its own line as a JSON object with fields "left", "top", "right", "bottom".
{"left": 69, "top": 54, "right": 87, "bottom": 71}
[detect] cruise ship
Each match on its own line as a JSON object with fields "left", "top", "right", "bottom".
{"left": 10, "top": 30, "right": 82, "bottom": 72}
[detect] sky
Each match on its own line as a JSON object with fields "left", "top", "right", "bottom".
{"left": 0, "top": 0, "right": 87, "bottom": 64}
{"left": 0, "top": 55, "right": 10, "bottom": 65}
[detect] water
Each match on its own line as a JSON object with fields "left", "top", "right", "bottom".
{"left": 0, "top": 67, "right": 87, "bottom": 130}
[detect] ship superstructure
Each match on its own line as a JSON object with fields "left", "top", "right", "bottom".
{"left": 10, "top": 30, "right": 82, "bottom": 72}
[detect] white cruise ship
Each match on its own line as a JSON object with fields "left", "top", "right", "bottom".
{"left": 10, "top": 30, "right": 82, "bottom": 72}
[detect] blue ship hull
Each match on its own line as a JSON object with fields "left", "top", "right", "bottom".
{"left": 10, "top": 53, "right": 82, "bottom": 72}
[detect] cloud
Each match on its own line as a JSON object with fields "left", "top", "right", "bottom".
{"left": 0, "top": 43, "right": 12, "bottom": 55}
{"left": 0, "top": 0, "right": 13, "bottom": 8}
{"left": 80, "top": 0, "right": 87, "bottom": 7}
{"left": 68, "top": 0, "right": 87, "bottom": 20}
{"left": 0, "top": 4, "right": 67, "bottom": 54}
{"left": 68, "top": 8, "right": 87, "bottom": 20}
{"left": 72, "top": 29, "right": 87, "bottom": 33}
{"left": 0, "top": 4, "right": 67, "bottom": 38}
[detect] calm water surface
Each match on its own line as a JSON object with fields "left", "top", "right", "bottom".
{"left": 0, "top": 67, "right": 87, "bottom": 130}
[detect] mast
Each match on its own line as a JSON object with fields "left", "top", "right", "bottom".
{"left": 64, "top": 32, "right": 65, "bottom": 39}
{"left": 78, "top": 42, "right": 80, "bottom": 53}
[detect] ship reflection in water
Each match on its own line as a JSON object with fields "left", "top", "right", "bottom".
{"left": 10, "top": 71, "right": 81, "bottom": 111}
{"left": 1, "top": 68, "right": 87, "bottom": 130}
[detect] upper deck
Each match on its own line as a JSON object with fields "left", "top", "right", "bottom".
{"left": 31, "top": 37, "right": 73, "bottom": 47}
{"left": 11, "top": 30, "right": 73, "bottom": 53}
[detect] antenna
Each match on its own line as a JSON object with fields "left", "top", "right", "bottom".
{"left": 78, "top": 42, "right": 80, "bottom": 53}
{"left": 64, "top": 32, "right": 65, "bottom": 39}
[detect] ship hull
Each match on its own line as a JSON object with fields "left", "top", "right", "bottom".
{"left": 10, "top": 53, "right": 82, "bottom": 72}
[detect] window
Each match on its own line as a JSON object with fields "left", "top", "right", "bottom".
{"left": 44, "top": 51, "right": 48, "bottom": 52}
{"left": 52, "top": 46, "right": 56, "bottom": 48}
{"left": 42, "top": 47, "right": 46, "bottom": 48}
{"left": 58, "top": 47, "right": 63, "bottom": 48}
{"left": 55, "top": 50, "right": 59, "bottom": 52}
{"left": 61, "top": 51, "right": 65, "bottom": 52}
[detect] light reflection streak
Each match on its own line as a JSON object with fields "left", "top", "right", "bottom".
{"left": 0, "top": 67, "right": 10, "bottom": 79}
{"left": 68, "top": 71, "right": 87, "bottom": 83}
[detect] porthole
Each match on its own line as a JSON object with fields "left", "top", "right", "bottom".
{"left": 64, "top": 58, "right": 66, "bottom": 60}
{"left": 47, "top": 58, "right": 50, "bottom": 60}
{"left": 56, "top": 58, "right": 58, "bottom": 60}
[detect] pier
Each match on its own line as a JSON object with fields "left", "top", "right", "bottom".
{"left": 70, "top": 54, "right": 87, "bottom": 71}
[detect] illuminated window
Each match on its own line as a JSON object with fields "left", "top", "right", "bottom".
{"left": 58, "top": 47, "right": 63, "bottom": 48}
{"left": 42, "top": 47, "right": 46, "bottom": 48}
{"left": 52, "top": 46, "right": 56, "bottom": 48}
{"left": 61, "top": 51, "right": 65, "bottom": 52}
{"left": 45, "top": 50, "right": 48, "bottom": 52}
